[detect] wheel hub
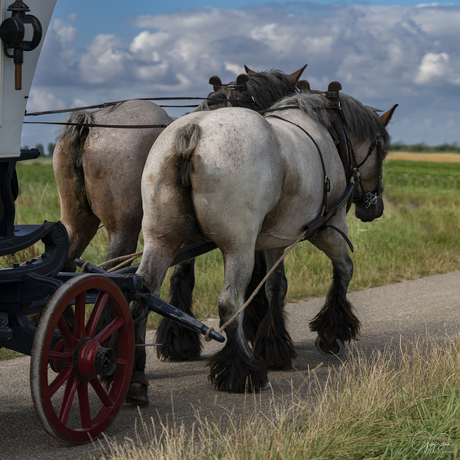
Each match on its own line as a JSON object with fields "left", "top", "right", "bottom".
{"left": 73, "top": 337, "right": 117, "bottom": 381}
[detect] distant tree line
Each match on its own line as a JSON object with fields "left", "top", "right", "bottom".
{"left": 21, "top": 142, "right": 56, "bottom": 156}
{"left": 390, "top": 141, "right": 460, "bottom": 153}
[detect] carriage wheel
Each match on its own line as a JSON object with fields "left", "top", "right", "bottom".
{"left": 30, "top": 274, "right": 134, "bottom": 444}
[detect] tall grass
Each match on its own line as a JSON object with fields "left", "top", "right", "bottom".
{"left": 96, "top": 333, "right": 460, "bottom": 460}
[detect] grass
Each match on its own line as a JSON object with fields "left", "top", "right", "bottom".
{"left": 2, "top": 157, "right": 460, "bottom": 335}
{"left": 2, "top": 156, "right": 460, "bottom": 456}
{"left": 95, "top": 333, "right": 460, "bottom": 460}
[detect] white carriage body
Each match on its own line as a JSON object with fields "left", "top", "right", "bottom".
{"left": 0, "top": 0, "right": 56, "bottom": 158}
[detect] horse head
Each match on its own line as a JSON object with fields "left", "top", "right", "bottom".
{"left": 353, "top": 104, "right": 398, "bottom": 222}
{"left": 201, "top": 64, "right": 308, "bottom": 112}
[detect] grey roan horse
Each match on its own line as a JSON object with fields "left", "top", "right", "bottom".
{"left": 53, "top": 66, "right": 308, "bottom": 404}
{"left": 133, "top": 89, "right": 397, "bottom": 393}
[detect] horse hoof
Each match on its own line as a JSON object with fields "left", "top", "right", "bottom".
{"left": 314, "top": 336, "right": 345, "bottom": 357}
{"left": 261, "top": 380, "right": 272, "bottom": 391}
{"left": 267, "top": 361, "right": 293, "bottom": 371}
{"left": 125, "top": 382, "right": 149, "bottom": 406}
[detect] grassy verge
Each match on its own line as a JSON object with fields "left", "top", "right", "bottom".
{"left": 96, "top": 333, "right": 460, "bottom": 460}
{"left": 1, "top": 158, "right": 460, "bottom": 335}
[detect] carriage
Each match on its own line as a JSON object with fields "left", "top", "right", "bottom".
{"left": 0, "top": 0, "right": 224, "bottom": 444}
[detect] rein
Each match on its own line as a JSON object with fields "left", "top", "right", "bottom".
{"left": 23, "top": 121, "right": 171, "bottom": 129}
{"left": 24, "top": 97, "right": 208, "bottom": 117}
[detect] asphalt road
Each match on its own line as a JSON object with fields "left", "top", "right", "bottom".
{"left": 1, "top": 271, "right": 459, "bottom": 459}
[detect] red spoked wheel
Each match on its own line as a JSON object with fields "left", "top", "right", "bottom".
{"left": 30, "top": 274, "right": 134, "bottom": 444}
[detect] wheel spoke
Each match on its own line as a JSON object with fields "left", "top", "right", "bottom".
{"left": 77, "top": 382, "right": 92, "bottom": 429}
{"left": 59, "top": 377, "right": 79, "bottom": 426}
{"left": 48, "top": 350, "right": 73, "bottom": 362}
{"left": 74, "top": 292, "right": 87, "bottom": 339}
{"left": 94, "top": 318, "right": 123, "bottom": 344}
{"left": 90, "top": 377, "right": 114, "bottom": 408}
{"left": 86, "top": 292, "right": 109, "bottom": 338}
{"left": 49, "top": 367, "right": 73, "bottom": 398}
{"left": 32, "top": 275, "right": 134, "bottom": 443}
{"left": 57, "top": 316, "right": 77, "bottom": 348}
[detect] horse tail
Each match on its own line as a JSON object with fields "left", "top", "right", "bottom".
{"left": 55, "top": 111, "right": 93, "bottom": 198}
{"left": 174, "top": 123, "right": 201, "bottom": 189}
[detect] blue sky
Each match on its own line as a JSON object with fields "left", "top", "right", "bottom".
{"left": 22, "top": 0, "right": 460, "bottom": 148}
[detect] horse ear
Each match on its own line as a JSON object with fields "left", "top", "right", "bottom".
{"left": 290, "top": 64, "right": 308, "bottom": 82}
{"left": 380, "top": 104, "right": 398, "bottom": 127}
{"left": 244, "top": 65, "right": 256, "bottom": 74}
{"left": 209, "top": 76, "right": 222, "bottom": 92}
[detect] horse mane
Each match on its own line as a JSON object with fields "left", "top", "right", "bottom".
{"left": 270, "top": 92, "right": 389, "bottom": 146}
{"left": 194, "top": 69, "right": 298, "bottom": 112}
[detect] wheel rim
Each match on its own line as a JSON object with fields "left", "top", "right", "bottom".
{"left": 30, "top": 274, "right": 134, "bottom": 444}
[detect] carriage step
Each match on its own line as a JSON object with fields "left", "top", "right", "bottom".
{"left": 0, "top": 313, "right": 12, "bottom": 340}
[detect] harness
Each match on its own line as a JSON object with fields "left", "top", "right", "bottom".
{"left": 264, "top": 81, "right": 385, "bottom": 251}
{"left": 208, "top": 74, "right": 261, "bottom": 111}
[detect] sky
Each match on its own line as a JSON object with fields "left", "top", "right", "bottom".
{"left": 21, "top": 0, "right": 460, "bottom": 148}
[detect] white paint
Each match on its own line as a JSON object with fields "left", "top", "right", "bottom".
{"left": 0, "top": 0, "right": 57, "bottom": 158}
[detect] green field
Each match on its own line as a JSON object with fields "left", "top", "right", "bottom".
{"left": 3, "top": 157, "right": 460, "bottom": 324}
{"left": 1, "top": 156, "right": 459, "bottom": 362}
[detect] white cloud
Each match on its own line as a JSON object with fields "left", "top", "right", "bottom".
{"left": 52, "top": 18, "right": 77, "bottom": 45}
{"left": 225, "top": 63, "right": 244, "bottom": 75}
{"left": 26, "top": 89, "right": 66, "bottom": 113}
{"left": 79, "top": 34, "right": 129, "bottom": 84}
{"left": 25, "top": 4, "right": 460, "bottom": 146}
{"left": 415, "top": 52, "right": 450, "bottom": 84}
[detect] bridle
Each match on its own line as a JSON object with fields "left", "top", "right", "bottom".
{"left": 295, "top": 80, "right": 385, "bottom": 211}
{"left": 348, "top": 133, "right": 385, "bottom": 209}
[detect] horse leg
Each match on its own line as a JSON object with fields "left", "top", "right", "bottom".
{"left": 253, "top": 249, "right": 296, "bottom": 370}
{"left": 125, "top": 243, "right": 186, "bottom": 405}
{"left": 243, "top": 251, "right": 269, "bottom": 345}
{"left": 309, "top": 225, "right": 361, "bottom": 355}
{"left": 207, "top": 247, "right": 269, "bottom": 393}
{"left": 124, "top": 176, "right": 197, "bottom": 405}
{"left": 155, "top": 259, "right": 202, "bottom": 361}
{"left": 104, "top": 222, "right": 141, "bottom": 269}
{"left": 57, "top": 186, "right": 100, "bottom": 273}
{"left": 53, "top": 140, "right": 101, "bottom": 273}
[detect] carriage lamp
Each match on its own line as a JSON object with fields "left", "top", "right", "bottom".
{"left": 0, "top": 1, "right": 42, "bottom": 90}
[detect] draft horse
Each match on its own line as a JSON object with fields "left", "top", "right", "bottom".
{"left": 53, "top": 66, "right": 306, "bottom": 273}
{"left": 134, "top": 87, "right": 397, "bottom": 393}
{"left": 52, "top": 66, "right": 308, "bottom": 404}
